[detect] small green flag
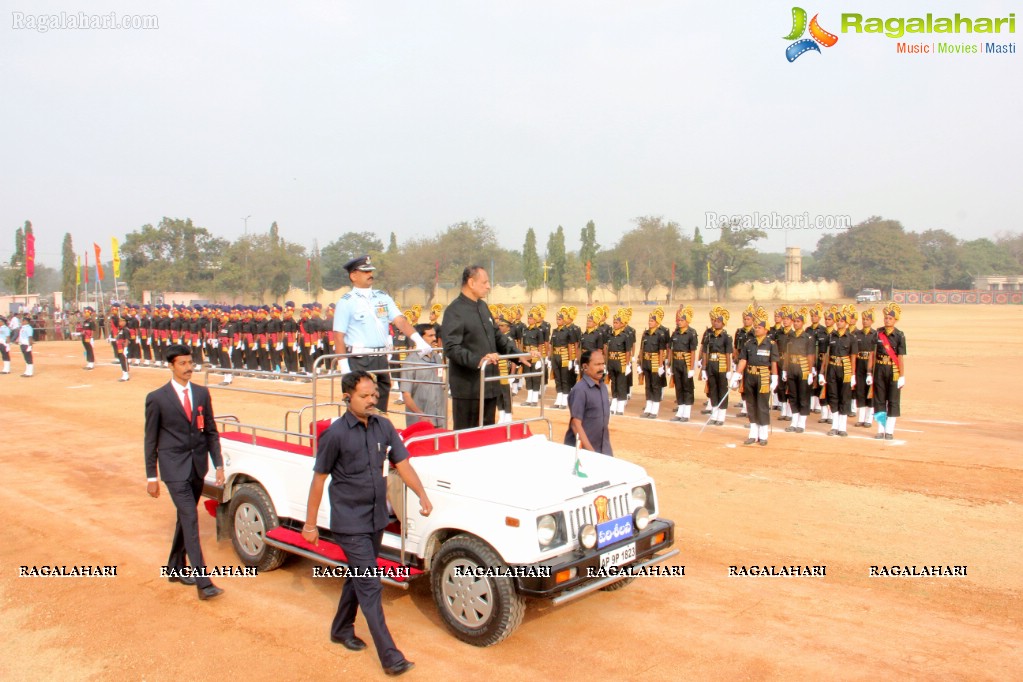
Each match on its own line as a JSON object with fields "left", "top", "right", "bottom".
{"left": 572, "top": 442, "right": 588, "bottom": 478}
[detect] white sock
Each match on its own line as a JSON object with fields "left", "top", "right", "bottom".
{"left": 885, "top": 417, "right": 897, "bottom": 435}
{"left": 810, "top": 396, "right": 818, "bottom": 411}
{"left": 683, "top": 404, "right": 691, "bottom": 418}
{"left": 650, "top": 402, "right": 659, "bottom": 416}
{"left": 3, "top": 361, "right": 9, "bottom": 372}
{"left": 800, "top": 414, "right": 808, "bottom": 428}
{"left": 644, "top": 400, "right": 652, "bottom": 414}
{"left": 851, "top": 399, "right": 858, "bottom": 412}
{"left": 740, "top": 400, "right": 747, "bottom": 413}
{"left": 866, "top": 408, "right": 874, "bottom": 425}
{"left": 718, "top": 408, "right": 727, "bottom": 423}
{"left": 26, "top": 364, "right": 34, "bottom": 376}
{"left": 611, "top": 399, "right": 619, "bottom": 413}
{"left": 821, "top": 405, "right": 831, "bottom": 420}
{"left": 675, "top": 406, "right": 684, "bottom": 418}
{"left": 759, "top": 424, "right": 769, "bottom": 441}
{"left": 748, "top": 424, "right": 758, "bottom": 439}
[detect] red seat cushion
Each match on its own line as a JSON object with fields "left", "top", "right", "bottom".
{"left": 402, "top": 422, "right": 533, "bottom": 457}
{"left": 265, "top": 527, "right": 422, "bottom": 581}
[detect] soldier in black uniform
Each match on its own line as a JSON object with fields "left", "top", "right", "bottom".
{"left": 267, "top": 304, "right": 283, "bottom": 374}
{"left": 817, "top": 306, "right": 837, "bottom": 423}
{"left": 106, "top": 305, "right": 122, "bottom": 366}
{"left": 733, "top": 305, "right": 755, "bottom": 417}
{"left": 732, "top": 306, "right": 779, "bottom": 446}
{"left": 822, "top": 305, "right": 857, "bottom": 437}
{"left": 549, "top": 307, "right": 578, "bottom": 409}
{"left": 698, "top": 324, "right": 714, "bottom": 415}
{"left": 138, "top": 305, "right": 153, "bottom": 366}
{"left": 227, "top": 307, "right": 244, "bottom": 379}
{"left": 775, "top": 307, "right": 795, "bottom": 420}
{"left": 579, "top": 309, "right": 604, "bottom": 354}
{"left": 155, "top": 305, "right": 172, "bottom": 367}
{"left": 282, "top": 303, "right": 300, "bottom": 375}
{"left": 853, "top": 308, "right": 878, "bottom": 428}
{"left": 669, "top": 305, "right": 699, "bottom": 422}
{"left": 638, "top": 307, "right": 670, "bottom": 419}
{"left": 808, "top": 303, "right": 827, "bottom": 414}
{"left": 701, "top": 306, "right": 733, "bottom": 425}
{"left": 115, "top": 316, "right": 131, "bottom": 382}
{"left": 125, "top": 305, "right": 140, "bottom": 366}
{"left": 783, "top": 307, "right": 817, "bottom": 434}
{"left": 80, "top": 307, "right": 98, "bottom": 370}
{"left": 873, "top": 303, "right": 907, "bottom": 440}
{"left": 538, "top": 305, "right": 552, "bottom": 391}
{"left": 520, "top": 307, "right": 546, "bottom": 407}
{"left": 605, "top": 307, "right": 633, "bottom": 416}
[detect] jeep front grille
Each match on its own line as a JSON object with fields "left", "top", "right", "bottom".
{"left": 567, "top": 492, "right": 631, "bottom": 540}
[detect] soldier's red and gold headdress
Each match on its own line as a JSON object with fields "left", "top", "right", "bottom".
{"left": 753, "top": 306, "right": 769, "bottom": 327}
{"left": 710, "top": 306, "right": 730, "bottom": 324}
{"left": 883, "top": 302, "right": 902, "bottom": 320}
{"left": 650, "top": 307, "right": 664, "bottom": 325}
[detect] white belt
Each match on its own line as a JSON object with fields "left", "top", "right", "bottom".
{"left": 351, "top": 345, "right": 389, "bottom": 353}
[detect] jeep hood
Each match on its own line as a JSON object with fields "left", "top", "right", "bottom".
{"left": 410, "top": 436, "right": 647, "bottom": 510}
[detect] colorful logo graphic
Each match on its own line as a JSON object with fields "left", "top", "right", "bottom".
{"left": 784, "top": 7, "right": 838, "bottom": 62}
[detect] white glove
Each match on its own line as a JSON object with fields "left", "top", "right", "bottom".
{"left": 897, "top": 376, "right": 906, "bottom": 389}
{"left": 781, "top": 371, "right": 788, "bottom": 382}
{"left": 293, "top": 344, "right": 300, "bottom": 352}
{"left": 730, "top": 362, "right": 737, "bottom": 373}
{"left": 819, "top": 373, "right": 826, "bottom": 386}
{"left": 574, "top": 363, "right": 581, "bottom": 375}
{"left": 534, "top": 359, "right": 542, "bottom": 369}
{"left": 636, "top": 364, "right": 643, "bottom": 376}
{"left": 700, "top": 370, "right": 707, "bottom": 382}
{"left": 339, "top": 358, "right": 351, "bottom": 375}
{"left": 866, "top": 374, "right": 873, "bottom": 386}
{"left": 625, "top": 362, "right": 632, "bottom": 376}
{"left": 770, "top": 375, "right": 778, "bottom": 392}
{"left": 729, "top": 376, "right": 740, "bottom": 390}
{"left": 687, "top": 370, "right": 694, "bottom": 379}
{"left": 725, "top": 371, "right": 732, "bottom": 383}
{"left": 657, "top": 365, "right": 665, "bottom": 377}
{"left": 211, "top": 340, "right": 219, "bottom": 348}
{"left": 88, "top": 339, "right": 94, "bottom": 346}
{"left": 317, "top": 340, "right": 324, "bottom": 349}
{"left": 850, "top": 375, "right": 857, "bottom": 389}
{"left": 545, "top": 358, "right": 552, "bottom": 369}
{"left": 807, "top": 372, "right": 814, "bottom": 385}
{"left": 26, "top": 345, "right": 33, "bottom": 352}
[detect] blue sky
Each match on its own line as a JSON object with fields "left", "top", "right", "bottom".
{"left": 2, "top": 1, "right": 1018, "bottom": 266}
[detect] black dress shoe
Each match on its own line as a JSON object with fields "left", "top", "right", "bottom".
{"left": 384, "top": 659, "right": 415, "bottom": 676}
{"left": 784, "top": 426, "right": 797, "bottom": 432}
{"left": 700, "top": 408, "right": 713, "bottom": 415}
{"left": 743, "top": 438, "right": 757, "bottom": 445}
{"left": 168, "top": 574, "right": 197, "bottom": 586}
{"left": 827, "top": 429, "right": 838, "bottom": 436}
{"left": 874, "top": 433, "right": 886, "bottom": 440}
{"left": 670, "top": 416, "right": 683, "bottom": 422}
{"left": 680, "top": 417, "right": 689, "bottom": 422}
{"left": 838, "top": 431, "right": 848, "bottom": 437}
{"left": 758, "top": 439, "right": 768, "bottom": 446}
{"left": 824, "top": 418, "right": 833, "bottom": 424}
{"left": 331, "top": 635, "right": 367, "bottom": 651}
{"left": 884, "top": 433, "right": 894, "bottom": 440}
{"left": 197, "top": 584, "right": 224, "bottom": 600}
{"left": 795, "top": 427, "right": 804, "bottom": 433}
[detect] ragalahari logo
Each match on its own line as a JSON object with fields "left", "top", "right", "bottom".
{"left": 784, "top": 7, "right": 838, "bottom": 62}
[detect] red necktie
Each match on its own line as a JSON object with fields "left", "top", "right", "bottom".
{"left": 183, "top": 390, "right": 192, "bottom": 421}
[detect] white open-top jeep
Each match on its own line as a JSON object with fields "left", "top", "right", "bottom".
{"left": 201, "top": 352, "right": 677, "bottom": 646}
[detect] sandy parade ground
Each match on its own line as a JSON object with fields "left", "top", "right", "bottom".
{"left": 2, "top": 303, "right": 1021, "bottom": 681}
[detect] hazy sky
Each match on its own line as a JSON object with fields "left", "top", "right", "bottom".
{"left": 2, "top": 0, "right": 1019, "bottom": 268}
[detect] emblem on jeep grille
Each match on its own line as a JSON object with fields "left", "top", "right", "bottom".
{"left": 593, "top": 495, "right": 611, "bottom": 523}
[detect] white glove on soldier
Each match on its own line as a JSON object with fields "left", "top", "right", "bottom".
{"left": 897, "top": 376, "right": 906, "bottom": 389}
{"left": 770, "top": 375, "right": 778, "bottom": 392}
{"left": 866, "top": 374, "right": 873, "bottom": 386}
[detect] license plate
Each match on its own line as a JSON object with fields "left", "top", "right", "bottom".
{"left": 599, "top": 542, "right": 636, "bottom": 571}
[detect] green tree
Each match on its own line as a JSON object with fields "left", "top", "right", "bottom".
{"left": 615, "top": 216, "right": 693, "bottom": 301}
{"left": 121, "top": 217, "right": 227, "bottom": 299}
{"left": 545, "top": 225, "right": 567, "bottom": 295}
{"left": 813, "top": 217, "right": 927, "bottom": 293}
{"left": 6, "top": 223, "right": 26, "bottom": 293}
{"left": 705, "top": 219, "right": 767, "bottom": 301}
{"left": 61, "top": 233, "right": 76, "bottom": 303}
{"left": 523, "top": 228, "right": 542, "bottom": 294}
{"left": 308, "top": 240, "right": 323, "bottom": 297}
{"left": 321, "top": 232, "right": 385, "bottom": 288}
{"left": 579, "top": 220, "right": 600, "bottom": 303}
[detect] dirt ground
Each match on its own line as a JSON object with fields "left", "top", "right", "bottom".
{"left": 2, "top": 303, "right": 1021, "bottom": 681}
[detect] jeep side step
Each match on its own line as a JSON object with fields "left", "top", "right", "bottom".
{"left": 264, "top": 527, "right": 423, "bottom": 590}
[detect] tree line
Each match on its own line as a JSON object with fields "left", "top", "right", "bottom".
{"left": 6, "top": 215, "right": 1023, "bottom": 304}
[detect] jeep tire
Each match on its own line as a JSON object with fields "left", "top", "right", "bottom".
{"left": 228, "top": 483, "right": 286, "bottom": 572}
{"left": 431, "top": 534, "right": 525, "bottom": 647}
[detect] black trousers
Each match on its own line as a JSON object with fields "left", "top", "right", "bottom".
{"left": 80, "top": 338, "right": 94, "bottom": 363}
{"left": 826, "top": 363, "right": 852, "bottom": 415}
{"left": 164, "top": 475, "right": 213, "bottom": 588}
{"left": 552, "top": 356, "right": 572, "bottom": 394}
{"left": 707, "top": 366, "right": 728, "bottom": 410}
{"left": 642, "top": 360, "right": 664, "bottom": 401}
{"left": 496, "top": 384, "right": 512, "bottom": 413}
{"left": 140, "top": 337, "right": 152, "bottom": 362}
{"left": 452, "top": 397, "right": 497, "bottom": 430}
{"left": 672, "top": 364, "right": 694, "bottom": 406}
{"left": 0, "top": 342, "right": 9, "bottom": 362}
{"left": 20, "top": 344, "right": 33, "bottom": 365}
{"left": 742, "top": 370, "right": 771, "bottom": 426}
{"left": 350, "top": 354, "right": 392, "bottom": 412}
{"left": 283, "top": 345, "right": 298, "bottom": 373}
{"left": 333, "top": 531, "right": 403, "bottom": 668}
{"left": 786, "top": 366, "right": 811, "bottom": 416}
{"left": 609, "top": 366, "right": 628, "bottom": 402}
{"left": 872, "top": 364, "right": 902, "bottom": 417}
{"left": 853, "top": 358, "right": 870, "bottom": 404}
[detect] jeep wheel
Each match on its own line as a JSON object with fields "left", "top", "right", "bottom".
{"left": 431, "top": 534, "right": 525, "bottom": 647}
{"left": 599, "top": 575, "right": 635, "bottom": 591}
{"left": 228, "top": 483, "right": 286, "bottom": 572}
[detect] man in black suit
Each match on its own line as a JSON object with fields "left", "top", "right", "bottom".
{"left": 442, "top": 266, "right": 530, "bottom": 430}
{"left": 144, "top": 343, "right": 225, "bottom": 600}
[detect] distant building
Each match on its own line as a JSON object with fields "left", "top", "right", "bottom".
{"left": 785, "top": 247, "right": 801, "bottom": 283}
{"left": 972, "top": 275, "right": 1023, "bottom": 292}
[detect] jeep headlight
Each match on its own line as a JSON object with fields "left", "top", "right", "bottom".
{"left": 537, "top": 514, "right": 558, "bottom": 548}
{"left": 631, "top": 485, "right": 648, "bottom": 509}
{"left": 633, "top": 507, "right": 650, "bottom": 531}
{"left": 579, "top": 524, "right": 597, "bottom": 550}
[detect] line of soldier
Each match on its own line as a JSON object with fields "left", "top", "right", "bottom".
{"left": 75, "top": 301, "right": 349, "bottom": 383}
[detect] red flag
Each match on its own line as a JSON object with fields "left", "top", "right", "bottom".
{"left": 26, "top": 232, "right": 36, "bottom": 278}
{"left": 585, "top": 260, "right": 591, "bottom": 283}
{"left": 84, "top": 250, "right": 89, "bottom": 284}
{"left": 94, "top": 243, "right": 105, "bottom": 280}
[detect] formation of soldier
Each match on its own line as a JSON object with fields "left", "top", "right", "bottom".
{"left": 55, "top": 295, "right": 908, "bottom": 442}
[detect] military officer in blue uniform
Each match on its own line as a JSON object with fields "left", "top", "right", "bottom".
{"left": 333, "top": 255, "right": 431, "bottom": 413}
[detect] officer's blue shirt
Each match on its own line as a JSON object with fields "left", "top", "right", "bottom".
{"left": 564, "top": 373, "right": 612, "bottom": 456}
{"left": 18, "top": 323, "right": 33, "bottom": 345}
{"left": 333, "top": 288, "right": 402, "bottom": 348}
{"left": 0, "top": 324, "right": 10, "bottom": 343}
{"left": 313, "top": 411, "right": 410, "bottom": 534}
